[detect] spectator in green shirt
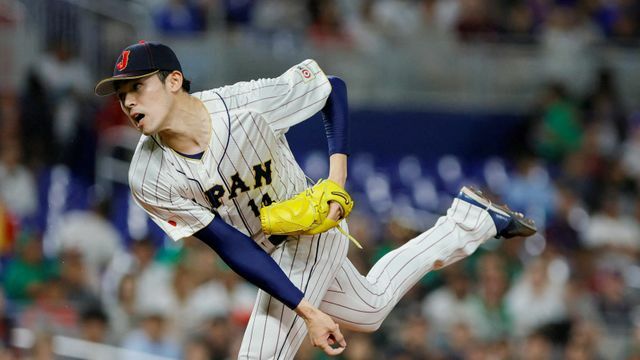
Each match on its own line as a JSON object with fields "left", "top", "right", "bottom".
{"left": 2, "top": 231, "right": 58, "bottom": 303}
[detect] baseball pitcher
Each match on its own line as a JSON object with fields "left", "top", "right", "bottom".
{"left": 95, "top": 41, "right": 536, "bottom": 359}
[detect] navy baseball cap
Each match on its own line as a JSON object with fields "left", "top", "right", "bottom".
{"left": 94, "top": 41, "right": 183, "bottom": 96}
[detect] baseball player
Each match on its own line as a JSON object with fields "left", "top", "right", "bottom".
{"left": 95, "top": 41, "right": 536, "bottom": 359}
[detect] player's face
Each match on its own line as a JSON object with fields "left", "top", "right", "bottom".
{"left": 116, "top": 74, "right": 175, "bottom": 135}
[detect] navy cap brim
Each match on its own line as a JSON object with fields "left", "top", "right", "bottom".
{"left": 94, "top": 69, "right": 160, "bottom": 96}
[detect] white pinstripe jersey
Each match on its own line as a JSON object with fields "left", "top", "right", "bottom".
{"left": 129, "top": 59, "right": 331, "bottom": 249}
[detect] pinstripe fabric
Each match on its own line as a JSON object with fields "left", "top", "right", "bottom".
{"left": 239, "top": 198, "right": 497, "bottom": 359}
{"left": 127, "top": 59, "right": 346, "bottom": 359}
{"left": 129, "top": 59, "right": 331, "bottom": 244}
{"left": 127, "top": 58, "right": 501, "bottom": 359}
{"left": 238, "top": 228, "right": 349, "bottom": 360}
{"left": 318, "top": 199, "right": 496, "bottom": 333}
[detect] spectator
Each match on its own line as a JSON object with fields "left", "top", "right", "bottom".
{"left": 582, "top": 190, "right": 640, "bottom": 262}
{"left": 202, "top": 316, "right": 235, "bottom": 360}
{"left": 592, "top": 268, "right": 635, "bottom": 358}
{"left": 531, "top": 83, "right": 583, "bottom": 163}
{"left": 544, "top": 182, "right": 583, "bottom": 253}
{"left": 2, "top": 231, "right": 57, "bottom": 303}
{"left": 58, "top": 249, "right": 101, "bottom": 313}
{"left": 341, "top": 332, "right": 377, "bottom": 360}
{"left": 171, "top": 238, "right": 256, "bottom": 332}
{"left": 183, "top": 334, "right": 212, "bottom": 360}
{"left": 19, "top": 277, "right": 78, "bottom": 336}
{"left": 518, "top": 331, "right": 553, "bottom": 360}
{"left": 421, "top": 263, "right": 477, "bottom": 340}
{"left": 0, "top": 289, "right": 13, "bottom": 349}
{"left": 57, "top": 197, "right": 123, "bottom": 292}
{"left": 162, "top": 263, "right": 197, "bottom": 343}
{"left": 121, "top": 308, "right": 181, "bottom": 360}
{"left": 539, "top": 5, "right": 601, "bottom": 93}
{"left": 455, "top": 0, "right": 499, "bottom": 42}
{"left": 622, "top": 121, "right": 640, "bottom": 182}
{"left": 582, "top": 68, "right": 628, "bottom": 152}
{"left": 34, "top": 41, "right": 93, "bottom": 164}
{"left": 589, "top": 0, "right": 639, "bottom": 43}
{"left": 0, "top": 139, "right": 38, "bottom": 221}
{"left": 0, "top": 201, "right": 18, "bottom": 258}
{"left": 78, "top": 307, "right": 111, "bottom": 345}
{"left": 467, "top": 253, "right": 511, "bottom": 342}
{"left": 343, "top": 0, "right": 388, "bottom": 53}
{"left": 502, "top": 2, "right": 536, "bottom": 42}
{"left": 154, "top": 0, "right": 207, "bottom": 35}
{"left": 440, "top": 321, "right": 477, "bottom": 358}
{"left": 308, "top": 0, "right": 353, "bottom": 48}
{"left": 627, "top": 320, "right": 640, "bottom": 360}
{"left": 502, "top": 155, "right": 556, "bottom": 229}
{"left": 105, "top": 274, "right": 137, "bottom": 343}
{"left": 221, "top": 0, "right": 256, "bottom": 30}
{"left": 18, "top": 70, "right": 54, "bottom": 167}
{"left": 505, "top": 257, "right": 568, "bottom": 338}
{"left": 28, "top": 332, "right": 56, "bottom": 360}
{"left": 394, "top": 315, "right": 435, "bottom": 359}
{"left": 102, "top": 237, "right": 173, "bottom": 316}
{"left": 364, "top": 0, "right": 423, "bottom": 43}
{"left": 566, "top": 320, "right": 602, "bottom": 359}
{"left": 93, "top": 96, "right": 131, "bottom": 134}
{"left": 432, "top": 0, "right": 462, "bottom": 34}
{"left": 253, "top": 0, "right": 308, "bottom": 38}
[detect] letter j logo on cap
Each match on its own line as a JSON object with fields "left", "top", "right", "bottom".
{"left": 116, "top": 50, "right": 131, "bottom": 71}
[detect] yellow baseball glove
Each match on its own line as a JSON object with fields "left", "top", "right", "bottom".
{"left": 260, "top": 179, "right": 361, "bottom": 248}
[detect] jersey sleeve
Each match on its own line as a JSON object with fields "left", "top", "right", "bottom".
{"left": 220, "top": 59, "right": 332, "bottom": 135}
{"left": 129, "top": 149, "right": 215, "bottom": 241}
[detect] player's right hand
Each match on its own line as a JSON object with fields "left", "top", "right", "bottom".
{"left": 295, "top": 300, "right": 347, "bottom": 356}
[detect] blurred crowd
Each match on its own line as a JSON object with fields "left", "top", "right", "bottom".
{"left": 142, "top": 0, "right": 640, "bottom": 46}
{"left": 0, "top": 0, "right": 639, "bottom": 359}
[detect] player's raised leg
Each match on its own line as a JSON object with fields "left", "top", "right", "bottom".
{"left": 238, "top": 228, "right": 350, "bottom": 360}
{"left": 319, "top": 187, "right": 536, "bottom": 332}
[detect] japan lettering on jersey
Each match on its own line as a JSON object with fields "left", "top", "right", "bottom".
{"left": 129, "top": 60, "right": 331, "bottom": 249}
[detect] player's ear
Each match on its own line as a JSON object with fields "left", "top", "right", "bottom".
{"left": 166, "top": 71, "right": 184, "bottom": 93}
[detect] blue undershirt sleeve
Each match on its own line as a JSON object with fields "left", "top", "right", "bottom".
{"left": 321, "top": 76, "right": 350, "bottom": 156}
{"left": 194, "top": 217, "right": 304, "bottom": 309}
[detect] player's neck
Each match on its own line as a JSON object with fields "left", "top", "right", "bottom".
{"left": 158, "top": 94, "right": 211, "bottom": 155}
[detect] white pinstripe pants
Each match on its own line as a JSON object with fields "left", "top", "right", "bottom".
{"left": 238, "top": 197, "right": 497, "bottom": 359}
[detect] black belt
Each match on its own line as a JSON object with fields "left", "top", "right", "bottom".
{"left": 268, "top": 235, "right": 288, "bottom": 246}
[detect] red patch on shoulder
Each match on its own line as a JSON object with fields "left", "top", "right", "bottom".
{"left": 168, "top": 220, "right": 177, "bottom": 227}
